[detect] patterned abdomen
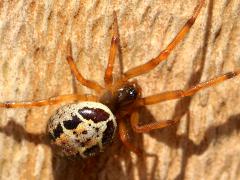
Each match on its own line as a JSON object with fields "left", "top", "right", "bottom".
{"left": 47, "top": 102, "right": 117, "bottom": 158}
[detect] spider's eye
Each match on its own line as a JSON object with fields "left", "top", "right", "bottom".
{"left": 116, "top": 85, "right": 139, "bottom": 107}
{"left": 127, "top": 87, "right": 138, "bottom": 100}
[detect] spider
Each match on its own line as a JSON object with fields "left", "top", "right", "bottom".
{"left": 1, "top": 0, "right": 239, "bottom": 158}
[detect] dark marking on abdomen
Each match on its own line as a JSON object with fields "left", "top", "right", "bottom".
{"left": 48, "top": 132, "right": 55, "bottom": 140}
{"left": 53, "top": 123, "right": 63, "bottom": 139}
{"left": 83, "top": 145, "right": 100, "bottom": 157}
{"left": 78, "top": 107, "right": 110, "bottom": 122}
{"left": 102, "top": 121, "right": 115, "bottom": 145}
{"left": 63, "top": 115, "right": 82, "bottom": 130}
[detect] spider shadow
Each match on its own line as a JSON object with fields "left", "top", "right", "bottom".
{"left": 0, "top": 119, "right": 49, "bottom": 145}
{"left": 0, "top": 118, "right": 158, "bottom": 180}
{"left": 138, "top": 99, "right": 240, "bottom": 179}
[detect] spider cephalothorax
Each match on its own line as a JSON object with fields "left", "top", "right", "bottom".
{"left": 1, "top": 0, "right": 239, "bottom": 158}
{"left": 100, "top": 81, "right": 142, "bottom": 113}
{"left": 114, "top": 82, "right": 141, "bottom": 108}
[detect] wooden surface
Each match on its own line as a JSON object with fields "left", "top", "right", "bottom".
{"left": 0, "top": 0, "right": 240, "bottom": 179}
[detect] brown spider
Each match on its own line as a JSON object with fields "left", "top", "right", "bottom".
{"left": 1, "top": 0, "right": 239, "bottom": 158}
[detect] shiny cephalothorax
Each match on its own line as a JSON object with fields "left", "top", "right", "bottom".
{"left": 1, "top": 0, "right": 239, "bottom": 158}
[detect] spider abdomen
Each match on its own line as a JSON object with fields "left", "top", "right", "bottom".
{"left": 47, "top": 102, "right": 117, "bottom": 158}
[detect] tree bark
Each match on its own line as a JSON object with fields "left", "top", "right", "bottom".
{"left": 0, "top": 0, "right": 239, "bottom": 180}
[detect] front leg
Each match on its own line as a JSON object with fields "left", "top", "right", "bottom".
{"left": 133, "top": 70, "right": 240, "bottom": 106}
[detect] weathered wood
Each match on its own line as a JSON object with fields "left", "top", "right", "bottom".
{"left": 0, "top": 0, "right": 239, "bottom": 179}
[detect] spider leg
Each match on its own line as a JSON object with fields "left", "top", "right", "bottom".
{"left": 130, "top": 111, "right": 175, "bottom": 133}
{"left": 119, "top": 0, "right": 205, "bottom": 82}
{"left": 118, "top": 119, "right": 142, "bottom": 155}
{"left": 66, "top": 41, "right": 104, "bottom": 93}
{"left": 0, "top": 94, "right": 98, "bottom": 108}
{"left": 104, "top": 11, "right": 119, "bottom": 86}
{"left": 134, "top": 70, "right": 240, "bottom": 106}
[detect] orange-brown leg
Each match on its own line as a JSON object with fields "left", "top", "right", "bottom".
{"left": 130, "top": 70, "right": 240, "bottom": 132}
{"left": 0, "top": 94, "right": 98, "bottom": 108}
{"left": 104, "top": 11, "right": 119, "bottom": 86}
{"left": 119, "top": 0, "right": 205, "bottom": 82}
{"left": 130, "top": 111, "right": 175, "bottom": 133}
{"left": 66, "top": 41, "right": 104, "bottom": 93}
{"left": 118, "top": 119, "right": 142, "bottom": 154}
{"left": 134, "top": 70, "right": 240, "bottom": 106}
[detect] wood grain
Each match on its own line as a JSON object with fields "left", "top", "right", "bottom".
{"left": 0, "top": 0, "right": 239, "bottom": 179}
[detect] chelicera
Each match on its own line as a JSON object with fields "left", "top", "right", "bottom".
{"left": 1, "top": 0, "right": 239, "bottom": 158}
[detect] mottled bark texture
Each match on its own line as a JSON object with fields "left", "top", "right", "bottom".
{"left": 0, "top": 0, "right": 239, "bottom": 180}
